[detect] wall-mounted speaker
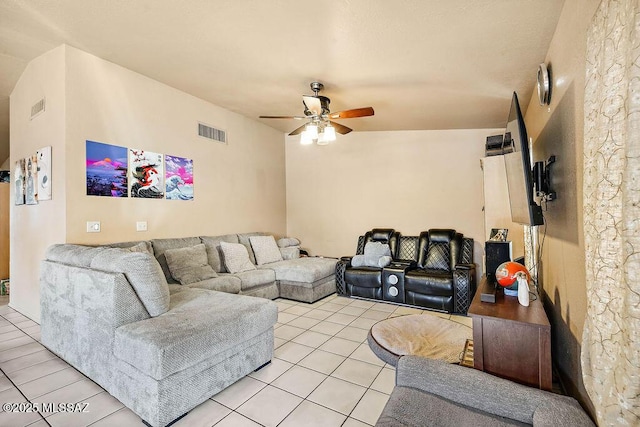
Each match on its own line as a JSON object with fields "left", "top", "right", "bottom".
{"left": 485, "top": 241, "right": 513, "bottom": 283}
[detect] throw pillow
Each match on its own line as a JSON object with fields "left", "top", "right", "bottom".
{"left": 277, "top": 237, "right": 301, "bottom": 248}
{"left": 351, "top": 254, "right": 393, "bottom": 268}
{"left": 249, "top": 235, "right": 283, "bottom": 265}
{"left": 364, "top": 241, "right": 392, "bottom": 257}
{"left": 220, "top": 241, "right": 256, "bottom": 273}
{"left": 279, "top": 246, "right": 300, "bottom": 260}
{"left": 164, "top": 244, "right": 218, "bottom": 285}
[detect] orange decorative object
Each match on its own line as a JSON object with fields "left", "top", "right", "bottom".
{"left": 495, "top": 262, "right": 530, "bottom": 287}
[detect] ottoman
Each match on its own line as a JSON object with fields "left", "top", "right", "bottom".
{"left": 367, "top": 314, "right": 472, "bottom": 366}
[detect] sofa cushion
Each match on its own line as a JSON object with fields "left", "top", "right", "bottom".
{"left": 259, "top": 257, "right": 336, "bottom": 283}
{"left": 233, "top": 269, "right": 276, "bottom": 291}
{"left": 185, "top": 275, "right": 241, "bottom": 294}
{"left": 200, "top": 234, "right": 239, "bottom": 273}
{"left": 279, "top": 247, "right": 300, "bottom": 260}
{"left": 237, "top": 232, "right": 268, "bottom": 265}
{"left": 107, "top": 240, "right": 153, "bottom": 254}
{"left": 114, "top": 289, "right": 277, "bottom": 380}
{"left": 45, "top": 244, "right": 109, "bottom": 268}
{"left": 90, "top": 248, "right": 170, "bottom": 317}
{"left": 405, "top": 269, "right": 453, "bottom": 296}
{"left": 165, "top": 244, "right": 218, "bottom": 285}
{"left": 220, "top": 241, "right": 256, "bottom": 274}
{"left": 151, "top": 237, "right": 202, "bottom": 284}
{"left": 364, "top": 241, "right": 392, "bottom": 257}
{"left": 249, "top": 235, "right": 283, "bottom": 265}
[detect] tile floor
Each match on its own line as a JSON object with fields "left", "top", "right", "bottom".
{"left": 0, "top": 294, "right": 472, "bottom": 427}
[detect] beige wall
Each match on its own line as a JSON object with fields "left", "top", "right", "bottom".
{"left": 523, "top": 0, "right": 600, "bottom": 414}
{"left": 286, "top": 129, "right": 503, "bottom": 271}
{"left": 9, "top": 46, "right": 67, "bottom": 321}
{"left": 9, "top": 45, "right": 286, "bottom": 322}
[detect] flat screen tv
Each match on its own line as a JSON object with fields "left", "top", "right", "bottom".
{"left": 503, "top": 92, "right": 544, "bottom": 226}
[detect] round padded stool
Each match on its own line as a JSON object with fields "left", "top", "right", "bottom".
{"left": 367, "top": 314, "right": 472, "bottom": 367}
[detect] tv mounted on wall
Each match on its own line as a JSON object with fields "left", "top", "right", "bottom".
{"left": 503, "top": 92, "right": 544, "bottom": 226}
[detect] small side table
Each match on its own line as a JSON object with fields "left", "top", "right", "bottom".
{"left": 468, "top": 276, "right": 552, "bottom": 390}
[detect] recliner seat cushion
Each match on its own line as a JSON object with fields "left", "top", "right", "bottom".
{"left": 345, "top": 267, "right": 382, "bottom": 288}
{"left": 405, "top": 270, "right": 453, "bottom": 296}
{"left": 114, "top": 289, "right": 277, "bottom": 380}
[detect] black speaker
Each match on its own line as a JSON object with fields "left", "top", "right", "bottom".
{"left": 485, "top": 241, "right": 512, "bottom": 282}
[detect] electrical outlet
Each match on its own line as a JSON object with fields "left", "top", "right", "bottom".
{"left": 86, "top": 221, "right": 101, "bottom": 233}
{"left": 136, "top": 221, "right": 148, "bottom": 232}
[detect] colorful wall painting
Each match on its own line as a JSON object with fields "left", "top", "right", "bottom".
{"left": 36, "top": 146, "right": 52, "bottom": 201}
{"left": 165, "top": 155, "right": 194, "bottom": 200}
{"left": 129, "top": 149, "right": 164, "bottom": 199}
{"left": 14, "top": 159, "right": 25, "bottom": 205}
{"left": 86, "top": 140, "right": 128, "bottom": 197}
{"left": 25, "top": 154, "right": 38, "bottom": 205}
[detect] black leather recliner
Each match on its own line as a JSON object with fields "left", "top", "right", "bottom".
{"left": 338, "top": 229, "right": 399, "bottom": 300}
{"left": 404, "top": 229, "right": 476, "bottom": 313}
{"left": 336, "top": 228, "right": 476, "bottom": 314}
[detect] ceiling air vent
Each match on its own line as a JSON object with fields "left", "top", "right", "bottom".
{"left": 30, "top": 98, "right": 46, "bottom": 120}
{"left": 198, "top": 122, "right": 227, "bottom": 144}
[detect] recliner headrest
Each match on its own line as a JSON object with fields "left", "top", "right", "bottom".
{"left": 370, "top": 228, "right": 395, "bottom": 242}
{"left": 427, "top": 229, "right": 456, "bottom": 243}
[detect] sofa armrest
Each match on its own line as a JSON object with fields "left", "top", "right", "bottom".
{"left": 335, "top": 259, "right": 351, "bottom": 296}
{"left": 395, "top": 356, "right": 593, "bottom": 426}
{"left": 453, "top": 264, "right": 476, "bottom": 314}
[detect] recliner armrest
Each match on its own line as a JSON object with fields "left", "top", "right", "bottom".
{"left": 390, "top": 260, "right": 417, "bottom": 268}
{"left": 395, "top": 356, "right": 594, "bottom": 426}
{"left": 340, "top": 256, "right": 353, "bottom": 266}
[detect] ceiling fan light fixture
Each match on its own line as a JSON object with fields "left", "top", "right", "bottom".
{"left": 323, "top": 124, "right": 336, "bottom": 142}
{"left": 306, "top": 123, "right": 318, "bottom": 139}
{"left": 300, "top": 130, "right": 314, "bottom": 145}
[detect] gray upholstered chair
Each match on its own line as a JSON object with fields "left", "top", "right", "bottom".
{"left": 376, "top": 356, "right": 594, "bottom": 427}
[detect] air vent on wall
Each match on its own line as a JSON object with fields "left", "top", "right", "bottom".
{"left": 198, "top": 122, "right": 227, "bottom": 144}
{"left": 30, "top": 98, "right": 46, "bottom": 120}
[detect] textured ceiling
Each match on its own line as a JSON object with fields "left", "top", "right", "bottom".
{"left": 0, "top": 0, "right": 565, "bottom": 162}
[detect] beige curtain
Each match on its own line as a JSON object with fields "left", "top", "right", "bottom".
{"left": 582, "top": 0, "right": 640, "bottom": 425}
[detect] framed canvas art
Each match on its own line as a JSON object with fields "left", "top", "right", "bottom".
{"left": 25, "top": 154, "right": 38, "bottom": 205}
{"left": 37, "top": 146, "right": 52, "bottom": 201}
{"left": 86, "top": 140, "right": 128, "bottom": 197}
{"left": 14, "top": 159, "right": 25, "bottom": 205}
{"left": 129, "top": 149, "right": 164, "bottom": 199}
{"left": 165, "top": 155, "right": 193, "bottom": 200}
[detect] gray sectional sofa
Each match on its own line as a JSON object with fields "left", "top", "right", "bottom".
{"left": 40, "top": 233, "right": 337, "bottom": 427}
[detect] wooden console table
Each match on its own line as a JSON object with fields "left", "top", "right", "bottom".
{"left": 468, "top": 276, "right": 552, "bottom": 390}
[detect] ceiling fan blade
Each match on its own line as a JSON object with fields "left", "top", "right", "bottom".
{"left": 329, "top": 121, "right": 352, "bottom": 135}
{"left": 288, "top": 123, "right": 307, "bottom": 136}
{"left": 259, "top": 115, "right": 306, "bottom": 120}
{"left": 302, "top": 96, "right": 322, "bottom": 116}
{"left": 329, "top": 107, "right": 374, "bottom": 119}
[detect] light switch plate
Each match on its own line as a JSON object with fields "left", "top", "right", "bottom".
{"left": 86, "top": 221, "right": 101, "bottom": 233}
{"left": 136, "top": 221, "right": 148, "bottom": 232}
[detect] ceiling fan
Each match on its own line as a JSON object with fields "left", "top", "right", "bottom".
{"left": 259, "top": 82, "right": 374, "bottom": 144}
